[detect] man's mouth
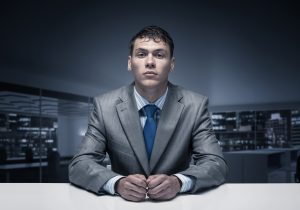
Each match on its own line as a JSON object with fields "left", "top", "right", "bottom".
{"left": 144, "top": 71, "right": 157, "bottom": 75}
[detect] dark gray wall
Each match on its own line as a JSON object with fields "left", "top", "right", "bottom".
{"left": 1, "top": 0, "right": 299, "bottom": 106}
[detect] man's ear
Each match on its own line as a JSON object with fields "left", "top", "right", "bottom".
{"left": 128, "top": 55, "right": 132, "bottom": 71}
{"left": 170, "top": 57, "right": 175, "bottom": 72}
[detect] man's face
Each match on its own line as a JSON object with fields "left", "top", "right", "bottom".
{"left": 128, "top": 38, "right": 175, "bottom": 91}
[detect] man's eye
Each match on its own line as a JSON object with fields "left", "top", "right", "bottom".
{"left": 155, "top": 53, "right": 165, "bottom": 59}
{"left": 136, "top": 53, "right": 145, "bottom": 58}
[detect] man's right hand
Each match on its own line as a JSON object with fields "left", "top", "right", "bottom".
{"left": 115, "top": 174, "right": 147, "bottom": 202}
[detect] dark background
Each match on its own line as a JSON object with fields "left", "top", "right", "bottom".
{"left": 1, "top": 0, "right": 299, "bottom": 106}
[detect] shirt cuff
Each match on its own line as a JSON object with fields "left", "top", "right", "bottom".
{"left": 102, "top": 175, "right": 125, "bottom": 195}
{"left": 173, "top": 174, "right": 194, "bottom": 193}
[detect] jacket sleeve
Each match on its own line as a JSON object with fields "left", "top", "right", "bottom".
{"left": 68, "top": 98, "right": 119, "bottom": 194}
{"left": 179, "top": 97, "right": 228, "bottom": 193}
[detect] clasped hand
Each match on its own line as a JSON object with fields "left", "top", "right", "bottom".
{"left": 116, "top": 174, "right": 181, "bottom": 202}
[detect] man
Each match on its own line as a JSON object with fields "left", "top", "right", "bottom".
{"left": 69, "top": 25, "right": 228, "bottom": 202}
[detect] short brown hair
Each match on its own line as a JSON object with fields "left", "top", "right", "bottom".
{"left": 129, "top": 25, "right": 174, "bottom": 57}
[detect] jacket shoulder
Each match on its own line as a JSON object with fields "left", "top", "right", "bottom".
{"left": 93, "top": 85, "right": 130, "bottom": 104}
{"left": 171, "top": 84, "right": 208, "bottom": 104}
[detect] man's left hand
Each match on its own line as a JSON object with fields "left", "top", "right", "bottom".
{"left": 146, "top": 174, "right": 181, "bottom": 200}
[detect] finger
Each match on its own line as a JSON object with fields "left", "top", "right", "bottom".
{"left": 146, "top": 175, "right": 157, "bottom": 182}
{"left": 134, "top": 174, "right": 147, "bottom": 181}
{"left": 123, "top": 194, "right": 145, "bottom": 202}
{"left": 148, "top": 187, "right": 170, "bottom": 199}
{"left": 117, "top": 179, "right": 146, "bottom": 201}
{"left": 146, "top": 175, "right": 159, "bottom": 186}
{"left": 148, "top": 187, "right": 176, "bottom": 200}
{"left": 124, "top": 181, "right": 147, "bottom": 194}
{"left": 127, "top": 188, "right": 147, "bottom": 199}
{"left": 148, "top": 175, "right": 179, "bottom": 196}
{"left": 147, "top": 175, "right": 166, "bottom": 189}
{"left": 147, "top": 181, "right": 167, "bottom": 195}
{"left": 128, "top": 175, "right": 147, "bottom": 188}
{"left": 132, "top": 185, "right": 147, "bottom": 194}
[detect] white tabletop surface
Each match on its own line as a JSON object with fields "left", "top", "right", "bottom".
{"left": 0, "top": 183, "right": 299, "bottom": 210}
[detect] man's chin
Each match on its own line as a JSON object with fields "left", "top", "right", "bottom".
{"left": 139, "top": 80, "right": 162, "bottom": 89}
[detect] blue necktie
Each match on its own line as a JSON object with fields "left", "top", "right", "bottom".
{"left": 143, "top": 105, "right": 159, "bottom": 159}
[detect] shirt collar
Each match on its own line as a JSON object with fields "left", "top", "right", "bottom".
{"left": 133, "top": 86, "right": 168, "bottom": 111}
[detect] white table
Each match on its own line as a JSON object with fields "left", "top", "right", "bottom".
{"left": 0, "top": 183, "right": 299, "bottom": 210}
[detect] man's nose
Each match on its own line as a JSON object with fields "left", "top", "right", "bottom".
{"left": 145, "top": 55, "right": 155, "bottom": 69}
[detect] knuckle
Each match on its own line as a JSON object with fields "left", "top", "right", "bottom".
{"left": 128, "top": 175, "right": 134, "bottom": 179}
{"left": 124, "top": 182, "right": 130, "bottom": 189}
{"left": 165, "top": 179, "right": 171, "bottom": 185}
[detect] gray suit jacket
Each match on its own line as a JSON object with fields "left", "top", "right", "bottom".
{"left": 69, "top": 82, "right": 228, "bottom": 194}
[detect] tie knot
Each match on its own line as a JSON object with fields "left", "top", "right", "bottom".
{"left": 143, "top": 105, "right": 158, "bottom": 118}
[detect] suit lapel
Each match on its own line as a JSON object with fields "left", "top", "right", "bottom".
{"left": 150, "top": 84, "right": 184, "bottom": 171}
{"left": 116, "top": 85, "right": 150, "bottom": 175}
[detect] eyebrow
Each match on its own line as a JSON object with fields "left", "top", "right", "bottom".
{"left": 135, "top": 48, "right": 167, "bottom": 53}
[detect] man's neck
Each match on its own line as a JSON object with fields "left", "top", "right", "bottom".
{"left": 135, "top": 83, "right": 168, "bottom": 103}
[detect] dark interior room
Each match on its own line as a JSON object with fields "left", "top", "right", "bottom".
{"left": 0, "top": 0, "right": 299, "bottom": 208}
